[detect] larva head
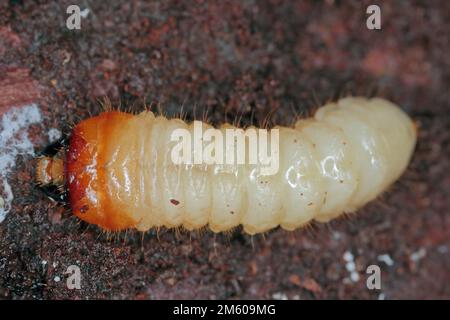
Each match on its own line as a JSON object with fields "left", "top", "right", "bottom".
{"left": 66, "top": 111, "right": 137, "bottom": 231}
{"left": 36, "top": 156, "right": 64, "bottom": 186}
{"left": 35, "top": 138, "right": 68, "bottom": 202}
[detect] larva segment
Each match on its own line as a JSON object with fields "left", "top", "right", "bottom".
{"left": 60, "top": 97, "right": 416, "bottom": 234}
{"left": 178, "top": 124, "right": 212, "bottom": 231}
{"left": 208, "top": 124, "right": 246, "bottom": 232}
{"left": 297, "top": 120, "right": 359, "bottom": 222}
{"left": 278, "top": 127, "right": 323, "bottom": 230}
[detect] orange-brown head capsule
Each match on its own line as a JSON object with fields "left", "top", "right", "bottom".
{"left": 65, "top": 111, "right": 138, "bottom": 231}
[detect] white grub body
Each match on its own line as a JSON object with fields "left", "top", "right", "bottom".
{"left": 85, "top": 97, "right": 417, "bottom": 234}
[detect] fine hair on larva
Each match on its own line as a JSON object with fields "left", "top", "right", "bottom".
{"left": 36, "top": 96, "right": 417, "bottom": 235}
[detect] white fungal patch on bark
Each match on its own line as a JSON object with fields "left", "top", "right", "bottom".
{"left": 47, "top": 128, "right": 62, "bottom": 142}
{"left": 0, "top": 104, "right": 42, "bottom": 223}
{"left": 377, "top": 254, "right": 394, "bottom": 266}
{"left": 343, "top": 250, "right": 360, "bottom": 283}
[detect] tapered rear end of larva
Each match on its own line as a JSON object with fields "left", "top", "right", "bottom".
{"left": 304, "top": 97, "right": 417, "bottom": 222}
{"left": 336, "top": 97, "right": 417, "bottom": 196}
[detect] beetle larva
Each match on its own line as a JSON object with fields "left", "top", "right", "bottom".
{"left": 36, "top": 97, "right": 416, "bottom": 235}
